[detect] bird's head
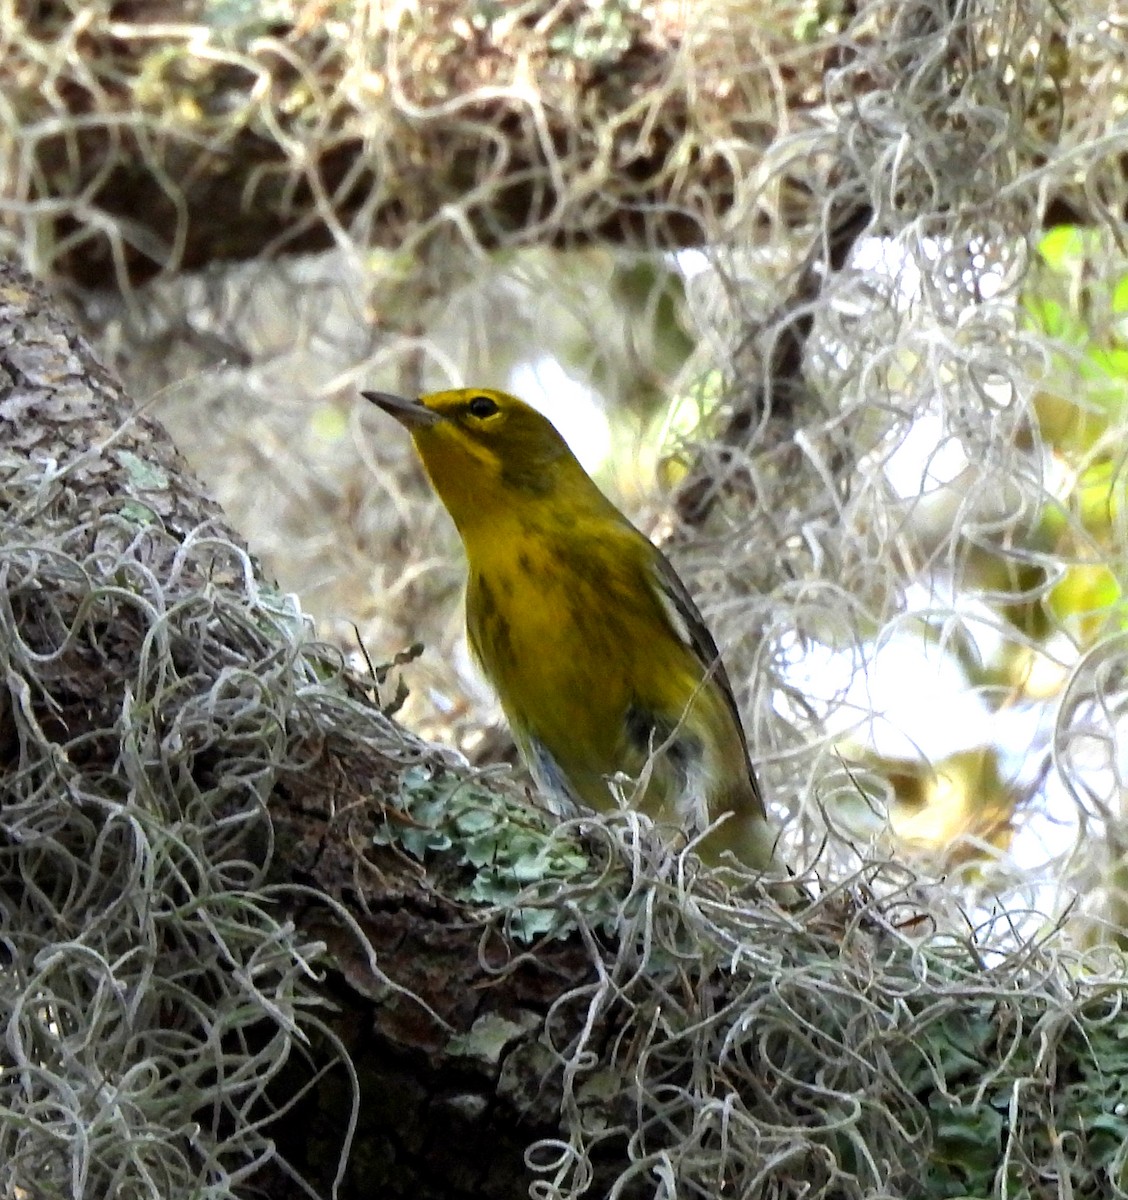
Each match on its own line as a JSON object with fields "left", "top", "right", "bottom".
{"left": 363, "top": 387, "right": 591, "bottom": 534}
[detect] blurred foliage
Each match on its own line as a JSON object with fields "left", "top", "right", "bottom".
{"left": 852, "top": 226, "right": 1128, "bottom": 869}
{"left": 1027, "top": 229, "right": 1128, "bottom": 643}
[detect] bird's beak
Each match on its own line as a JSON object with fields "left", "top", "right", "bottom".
{"left": 362, "top": 391, "right": 442, "bottom": 429}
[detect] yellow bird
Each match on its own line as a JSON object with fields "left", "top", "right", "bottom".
{"left": 364, "top": 386, "right": 785, "bottom": 873}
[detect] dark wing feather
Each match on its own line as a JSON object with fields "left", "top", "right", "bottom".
{"left": 645, "top": 545, "right": 758, "bottom": 776}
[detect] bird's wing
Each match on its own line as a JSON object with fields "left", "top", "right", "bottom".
{"left": 645, "top": 544, "right": 755, "bottom": 768}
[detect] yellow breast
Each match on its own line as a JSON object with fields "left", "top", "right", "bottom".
{"left": 464, "top": 520, "right": 724, "bottom": 821}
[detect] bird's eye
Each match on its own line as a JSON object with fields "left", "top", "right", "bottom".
{"left": 467, "top": 395, "right": 499, "bottom": 419}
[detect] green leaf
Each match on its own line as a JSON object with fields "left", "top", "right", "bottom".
{"left": 1038, "top": 225, "right": 1091, "bottom": 272}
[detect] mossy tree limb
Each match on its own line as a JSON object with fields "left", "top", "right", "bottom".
{"left": 0, "top": 2, "right": 1113, "bottom": 290}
